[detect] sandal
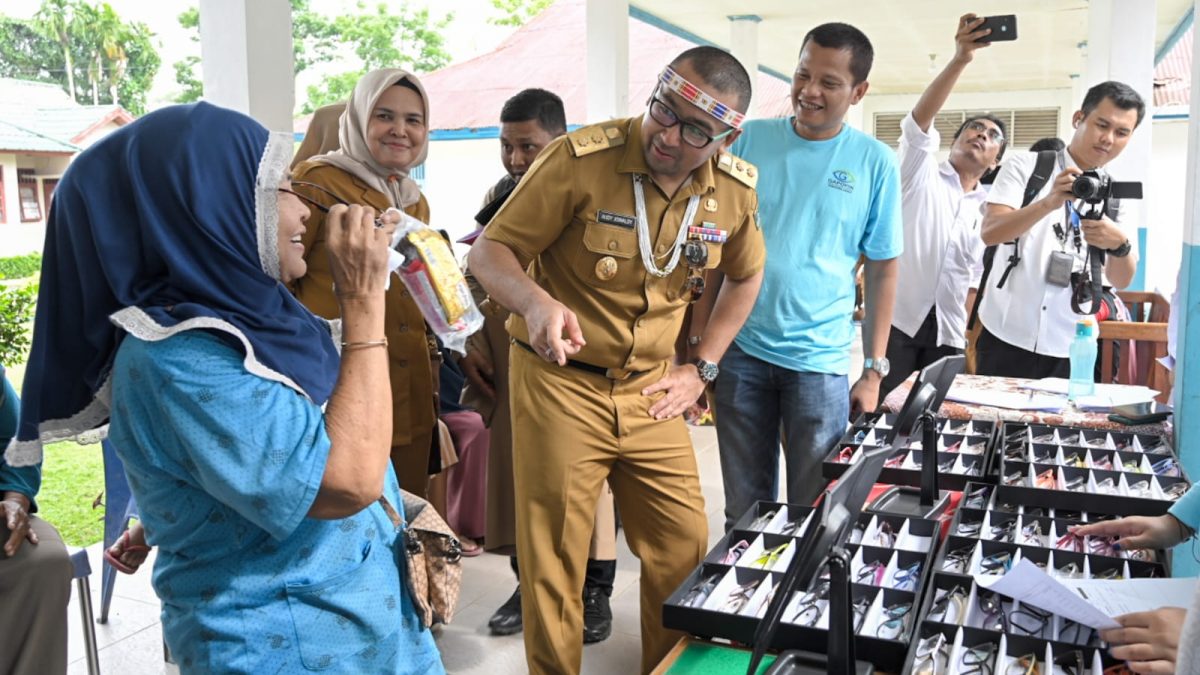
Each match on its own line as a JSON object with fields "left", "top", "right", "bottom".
{"left": 104, "top": 525, "right": 151, "bottom": 575}
{"left": 459, "top": 537, "right": 483, "bottom": 558}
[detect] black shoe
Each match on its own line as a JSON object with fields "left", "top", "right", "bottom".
{"left": 582, "top": 584, "right": 613, "bottom": 644}
{"left": 488, "top": 587, "right": 523, "bottom": 636}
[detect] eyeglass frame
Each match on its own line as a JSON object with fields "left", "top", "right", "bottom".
{"left": 959, "top": 641, "right": 997, "bottom": 675}
{"left": 855, "top": 559, "right": 887, "bottom": 586}
{"left": 646, "top": 88, "right": 737, "bottom": 149}
{"left": 891, "top": 561, "right": 922, "bottom": 591}
{"left": 913, "top": 633, "right": 950, "bottom": 674}
{"left": 874, "top": 601, "right": 911, "bottom": 640}
{"left": 284, "top": 181, "right": 391, "bottom": 229}
{"left": 963, "top": 119, "right": 1006, "bottom": 145}
{"left": 930, "top": 585, "right": 968, "bottom": 625}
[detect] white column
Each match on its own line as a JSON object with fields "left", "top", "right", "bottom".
{"left": 1175, "top": 0, "right": 1200, "bottom": 483}
{"left": 586, "top": 0, "right": 629, "bottom": 123}
{"left": 729, "top": 15, "right": 761, "bottom": 118}
{"left": 1085, "top": 0, "right": 1158, "bottom": 289}
{"left": 198, "top": 0, "right": 295, "bottom": 132}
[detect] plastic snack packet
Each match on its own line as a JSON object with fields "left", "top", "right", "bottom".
{"left": 384, "top": 208, "right": 482, "bottom": 353}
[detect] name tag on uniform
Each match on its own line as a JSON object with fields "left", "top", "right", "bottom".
{"left": 597, "top": 210, "right": 635, "bottom": 229}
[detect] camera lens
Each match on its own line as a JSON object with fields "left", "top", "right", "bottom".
{"left": 1071, "top": 174, "right": 1103, "bottom": 201}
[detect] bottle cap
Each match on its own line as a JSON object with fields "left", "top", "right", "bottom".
{"left": 1075, "top": 317, "right": 1095, "bottom": 337}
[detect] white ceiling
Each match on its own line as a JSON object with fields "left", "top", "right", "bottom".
{"left": 629, "top": 1, "right": 1192, "bottom": 93}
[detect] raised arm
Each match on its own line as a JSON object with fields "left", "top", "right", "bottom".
{"left": 310, "top": 205, "right": 398, "bottom": 519}
{"left": 912, "top": 14, "right": 991, "bottom": 132}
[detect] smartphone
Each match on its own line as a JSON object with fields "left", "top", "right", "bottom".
{"left": 976, "top": 15, "right": 1017, "bottom": 43}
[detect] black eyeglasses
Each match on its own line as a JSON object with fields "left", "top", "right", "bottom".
{"left": 959, "top": 641, "right": 996, "bottom": 675}
{"left": 963, "top": 120, "right": 1005, "bottom": 144}
{"left": 284, "top": 181, "right": 390, "bottom": 229}
{"left": 1009, "top": 603, "right": 1052, "bottom": 638}
{"left": 977, "top": 591, "right": 1008, "bottom": 632}
{"left": 647, "top": 89, "right": 736, "bottom": 149}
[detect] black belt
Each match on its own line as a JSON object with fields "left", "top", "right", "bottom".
{"left": 512, "top": 340, "right": 648, "bottom": 379}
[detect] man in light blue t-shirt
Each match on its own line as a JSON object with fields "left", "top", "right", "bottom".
{"left": 698, "top": 22, "right": 902, "bottom": 529}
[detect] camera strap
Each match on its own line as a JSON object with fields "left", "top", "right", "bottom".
{"left": 1071, "top": 246, "right": 1106, "bottom": 314}
{"left": 968, "top": 150, "right": 1057, "bottom": 330}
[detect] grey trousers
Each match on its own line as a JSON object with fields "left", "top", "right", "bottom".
{"left": 0, "top": 516, "right": 72, "bottom": 675}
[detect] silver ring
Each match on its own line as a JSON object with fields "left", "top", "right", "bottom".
{"left": 543, "top": 347, "right": 556, "bottom": 359}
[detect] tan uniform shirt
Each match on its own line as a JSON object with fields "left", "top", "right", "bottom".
{"left": 484, "top": 115, "right": 766, "bottom": 372}
{"left": 290, "top": 161, "right": 437, "bottom": 447}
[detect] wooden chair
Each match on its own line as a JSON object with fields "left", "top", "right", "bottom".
{"left": 1097, "top": 290, "right": 1172, "bottom": 402}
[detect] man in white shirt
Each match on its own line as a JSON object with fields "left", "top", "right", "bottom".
{"left": 976, "top": 81, "right": 1142, "bottom": 379}
{"left": 883, "top": 14, "right": 1008, "bottom": 396}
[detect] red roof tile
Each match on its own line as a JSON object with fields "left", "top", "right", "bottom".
{"left": 1154, "top": 26, "right": 1191, "bottom": 108}
{"left": 418, "top": 0, "right": 791, "bottom": 131}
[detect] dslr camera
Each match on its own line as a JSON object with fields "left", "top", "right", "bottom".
{"left": 1070, "top": 170, "right": 1142, "bottom": 219}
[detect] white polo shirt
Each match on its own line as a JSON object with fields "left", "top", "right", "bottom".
{"left": 978, "top": 150, "right": 1135, "bottom": 358}
{"left": 892, "top": 112, "right": 988, "bottom": 349}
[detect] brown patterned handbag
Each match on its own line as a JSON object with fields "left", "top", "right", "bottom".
{"left": 378, "top": 492, "right": 462, "bottom": 627}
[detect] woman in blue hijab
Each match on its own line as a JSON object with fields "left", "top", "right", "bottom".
{"left": 5, "top": 102, "right": 445, "bottom": 674}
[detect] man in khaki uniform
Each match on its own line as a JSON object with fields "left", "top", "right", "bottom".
{"left": 469, "top": 47, "right": 766, "bottom": 674}
{"left": 459, "top": 88, "right": 620, "bottom": 642}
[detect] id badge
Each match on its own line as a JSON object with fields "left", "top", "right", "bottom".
{"left": 1046, "top": 250, "right": 1074, "bottom": 288}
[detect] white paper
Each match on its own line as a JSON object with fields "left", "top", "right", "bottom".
{"left": 1018, "top": 379, "right": 1160, "bottom": 411}
{"left": 944, "top": 386, "right": 1065, "bottom": 411}
{"left": 973, "top": 559, "right": 1120, "bottom": 630}
{"left": 1060, "top": 577, "right": 1196, "bottom": 618}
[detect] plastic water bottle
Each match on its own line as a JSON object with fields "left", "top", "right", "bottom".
{"left": 1068, "top": 318, "right": 1097, "bottom": 401}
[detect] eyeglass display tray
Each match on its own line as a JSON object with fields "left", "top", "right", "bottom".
{"left": 994, "top": 422, "right": 1189, "bottom": 517}
{"left": 821, "top": 412, "right": 999, "bottom": 492}
{"left": 942, "top": 483, "right": 1169, "bottom": 579}
{"left": 662, "top": 500, "right": 939, "bottom": 673}
{"left": 900, "top": 483, "right": 1166, "bottom": 674}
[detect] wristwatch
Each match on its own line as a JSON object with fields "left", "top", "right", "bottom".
{"left": 1108, "top": 239, "right": 1132, "bottom": 258}
{"left": 863, "top": 357, "right": 890, "bottom": 377}
{"left": 694, "top": 358, "right": 719, "bottom": 385}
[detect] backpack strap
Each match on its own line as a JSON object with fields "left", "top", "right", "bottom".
{"left": 968, "top": 150, "right": 1058, "bottom": 330}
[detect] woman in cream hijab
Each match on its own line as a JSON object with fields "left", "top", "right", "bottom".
{"left": 292, "top": 69, "right": 440, "bottom": 497}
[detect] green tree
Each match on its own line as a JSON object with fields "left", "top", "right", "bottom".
{"left": 0, "top": 1, "right": 159, "bottom": 115}
{"left": 32, "top": 0, "right": 78, "bottom": 101}
{"left": 488, "top": 0, "right": 553, "bottom": 27}
{"left": 171, "top": 0, "right": 453, "bottom": 114}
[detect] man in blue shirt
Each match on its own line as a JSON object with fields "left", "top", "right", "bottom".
{"left": 698, "top": 23, "right": 902, "bottom": 528}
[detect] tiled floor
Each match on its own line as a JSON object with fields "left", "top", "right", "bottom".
{"left": 66, "top": 339, "right": 864, "bottom": 674}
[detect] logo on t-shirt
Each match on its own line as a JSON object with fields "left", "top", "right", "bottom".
{"left": 828, "top": 169, "right": 855, "bottom": 193}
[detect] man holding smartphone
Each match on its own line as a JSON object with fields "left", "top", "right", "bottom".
{"left": 976, "top": 81, "right": 1142, "bottom": 378}
{"left": 883, "top": 14, "right": 1009, "bottom": 395}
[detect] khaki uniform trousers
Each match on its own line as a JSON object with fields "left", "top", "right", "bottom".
{"left": 391, "top": 423, "right": 434, "bottom": 497}
{"left": 0, "top": 517, "right": 72, "bottom": 675}
{"left": 475, "top": 307, "right": 616, "bottom": 559}
{"left": 510, "top": 346, "right": 707, "bottom": 675}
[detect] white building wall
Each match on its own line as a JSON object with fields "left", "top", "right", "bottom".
{"left": 0, "top": 153, "right": 41, "bottom": 256}
{"left": 861, "top": 88, "right": 1078, "bottom": 140}
{"left": 421, "top": 137, "right": 507, "bottom": 260}
{"left": 1147, "top": 117, "right": 1188, "bottom": 294}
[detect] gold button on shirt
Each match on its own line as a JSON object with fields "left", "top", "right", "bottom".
{"left": 483, "top": 116, "right": 765, "bottom": 372}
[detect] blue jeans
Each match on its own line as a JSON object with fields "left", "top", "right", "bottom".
{"left": 713, "top": 342, "right": 849, "bottom": 531}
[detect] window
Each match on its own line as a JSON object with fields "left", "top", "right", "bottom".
{"left": 410, "top": 163, "right": 426, "bottom": 187}
{"left": 17, "top": 169, "right": 40, "bottom": 222}
{"left": 873, "top": 108, "right": 1061, "bottom": 150}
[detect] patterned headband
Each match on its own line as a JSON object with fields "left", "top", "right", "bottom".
{"left": 658, "top": 66, "right": 746, "bottom": 129}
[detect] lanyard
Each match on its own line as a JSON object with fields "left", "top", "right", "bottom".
{"left": 1054, "top": 202, "right": 1083, "bottom": 253}
{"left": 632, "top": 174, "right": 699, "bottom": 278}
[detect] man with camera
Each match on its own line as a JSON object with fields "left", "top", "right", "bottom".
{"left": 975, "top": 81, "right": 1142, "bottom": 379}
